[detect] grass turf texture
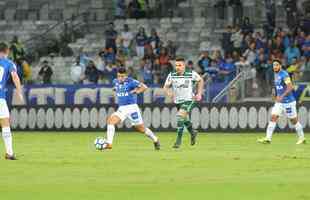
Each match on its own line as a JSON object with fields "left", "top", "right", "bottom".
{"left": 0, "top": 132, "right": 310, "bottom": 200}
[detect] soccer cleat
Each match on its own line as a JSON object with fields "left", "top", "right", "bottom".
{"left": 172, "top": 143, "right": 181, "bottom": 149}
{"left": 153, "top": 140, "right": 161, "bottom": 150}
{"left": 104, "top": 143, "right": 113, "bottom": 150}
{"left": 296, "top": 138, "right": 306, "bottom": 145}
{"left": 190, "top": 130, "right": 198, "bottom": 146}
{"left": 5, "top": 153, "right": 17, "bottom": 160}
{"left": 257, "top": 137, "right": 271, "bottom": 144}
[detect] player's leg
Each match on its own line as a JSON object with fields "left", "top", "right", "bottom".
{"left": 133, "top": 124, "right": 160, "bottom": 150}
{"left": 129, "top": 105, "right": 160, "bottom": 150}
{"left": 286, "top": 102, "right": 305, "bottom": 144}
{"left": 1, "top": 118, "right": 16, "bottom": 160}
{"left": 258, "top": 103, "right": 280, "bottom": 143}
{"left": 0, "top": 99, "right": 16, "bottom": 160}
{"left": 182, "top": 101, "right": 198, "bottom": 145}
{"left": 105, "top": 113, "right": 122, "bottom": 148}
{"left": 173, "top": 109, "right": 188, "bottom": 148}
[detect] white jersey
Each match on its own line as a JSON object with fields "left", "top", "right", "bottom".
{"left": 164, "top": 69, "right": 202, "bottom": 104}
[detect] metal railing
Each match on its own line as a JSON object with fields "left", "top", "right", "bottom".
{"left": 212, "top": 71, "right": 244, "bottom": 103}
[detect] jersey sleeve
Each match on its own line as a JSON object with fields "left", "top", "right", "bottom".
{"left": 130, "top": 79, "right": 141, "bottom": 89}
{"left": 282, "top": 72, "right": 292, "bottom": 85}
{"left": 192, "top": 71, "right": 202, "bottom": 81}
{"left": 164, "top": 73, "right": 172, "bottom": 87}
{"left": 8, "top": 61, "right": 17, "bottom": 73}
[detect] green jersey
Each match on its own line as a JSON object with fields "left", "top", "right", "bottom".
{"left": 164, "top": 69, "right": 202, "bottom": 104}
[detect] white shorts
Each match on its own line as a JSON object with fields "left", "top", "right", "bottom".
{"left": 0, "top": 99, "right": 10, "bottom": 119}
{"left": 271, "top": 101, "right": 297, "bottom": 119}
{"left": 113, "top": 104, "right": 143, "bottom": 126}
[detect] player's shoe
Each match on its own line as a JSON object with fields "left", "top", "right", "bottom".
{"left": 257, "top": 137, "right": 271, "bottom": 144}
{"left": 5, "top": 153, "right": 17, "bottom": 160}
{"left": 190, "top": 130, "right": 198, "bottom": 146}
{"left": 296, "top": 138, "right": 306, "bottom": 145}
{"left": 172, "top": 142, "right": 181, "bottom": 149}
{"left": 153, "top": 140, "right": 160, "bottom": 150}
{"left": 104, "top": 143, "right": 113, "bottom": 150}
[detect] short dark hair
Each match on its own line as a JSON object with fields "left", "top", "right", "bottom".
{"left": 118, "top": 67, "right": 127, "bottom": 74}
{"left": 0, "top": 42, "right": 9, "bottom": 53}
{"left": 175, "top": 57, "right": 185, "bottom": 62}
{"left": 272, "top": 59, "right": 282, "bottom": 65}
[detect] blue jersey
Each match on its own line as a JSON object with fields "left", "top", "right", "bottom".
{"left": 274, "top": 70, "right": 295, "bottom": 103}
{"left": 0, "top": 57, "right": 16, "bottom": 99}
{"left": 113, "top": 78, "right": 141, "bottom": 106}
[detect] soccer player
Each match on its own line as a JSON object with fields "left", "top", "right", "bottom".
{"left": 163, "top": 57, "right": 204, "bottom": 148}
{"left": 258, "top": 60, "right": 306, "bottom": 144}
{"left": 103, "top": 67, "right": 160, "bottom": 150}
{"left": 0, "top": 42, "right": 24, "bottom": 160}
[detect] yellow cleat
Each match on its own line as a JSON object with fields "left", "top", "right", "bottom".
{"left": 296, "top": 138, "right": 306, "bottom": 145}
{"left": 257, "top": 137, "right": 271, "bottom": 144}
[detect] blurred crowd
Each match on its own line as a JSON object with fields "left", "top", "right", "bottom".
{"left": 71, "top": 22, "right": 177, "bottom": 85}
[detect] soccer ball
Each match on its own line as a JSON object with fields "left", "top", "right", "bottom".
{"left": 94, "top": 137, "right": 108, "bottom": 150}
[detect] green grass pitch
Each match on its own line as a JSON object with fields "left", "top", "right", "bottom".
{"left": 0, "top": 132, "right": 310, "bottom": 200}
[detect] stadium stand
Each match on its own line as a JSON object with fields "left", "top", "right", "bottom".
{"left": 0, "top": 0, "right": 308, "bottom": 101}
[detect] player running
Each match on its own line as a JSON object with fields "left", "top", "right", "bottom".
{"left": 258, "top": 60, "right": 306, "bottom": 144}
{"left": 103, "top": 67, "right": 160, "bottom": 150}
{"left": 163, "top": 57, "right": 204, "bottom": 148}
{"left": 0, "top": 42, "right": 24, "bottom": 160}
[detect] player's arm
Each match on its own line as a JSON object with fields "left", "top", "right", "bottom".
{"left": 194, "top": 71, "right": 204, "bottom": 101}
{"left": 277, "top": 77, "right": 294, "bottom": 102}
{"left": 131, "top": 82, "right": 148, "bottom": 94}
{"left": 11, "top": 71, "right": 24, "bottom": 102}
{"left": 163, "top": 74, "right": 174, "bottom": 98}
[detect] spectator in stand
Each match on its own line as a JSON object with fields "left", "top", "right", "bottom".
{"left": 115, "top": 0, "right": 126, "bottom": 19}
{"left": 243, "top": 42, "right": 257, "bottom": 65}
{"left": 241, "top": 17, "right": 254, "bottom": 35}
{"left": 103, "top": 47, "right": 117, "bottom": 65}
{"left": 20, "top": 58, "right": 31, "bottom": 84}
{"left": 139, "top": 59, "right": 153, "bottom": 85}
{"left": 219, "top": 53, "right": 236, "bottom": 84}
{"left": 255, "top": 52, "right": 272, "bottom": 92}
{"left": 235, "top": 55, "right": 251, "bottom": 72}
{"left": 105, "top": 22, "right": 118, "bottom": 53}
{"left": 231, "top": 25, "right": 243, "bottom": 53}
{"left": 198, "top": 50, "right": 212, "bottom": 75}
{"left": 135, "top": 27, "right": 148, "bottom": 58}
{"left": 166, "top": 40, "right": 177, "bottom": 60}
{"left": 221, "top": 25, "right": 234, "bottom": 54}
{"left": 104, "top": 62, "right": 118, "bottom": 83}
{"left": 70, "top": 57, "right": 84, "bottom": 84}
{"left": 284, "top": 40, "right": 301, "bottom": 65}
{"left": 300, "top": 56, "right": 310, "bottom": 73}
{"left": 158, "top": 47, "right": 170, "bottom": 68}
{"left": 187, "top": 60, "right": 194, "bottom": 70}
{"left": 94, "top": 50, "right": 105, "bottom": 71}
{"left": 116, "top": 48, "right": 126, "bottom": 66}
{"left": 14, "top": 58, "right": 24, "bottom": 84}
{"left": 272, "top": 36, "right": 285, "bottom": 53}
{"left": 302, "top": 34, "right": 310, "bottom": 58}
{"left": 38, "top": 60, "right": 53, "bottom": 84}
{"left": 283, "top": 0, "right": 299, "bottom": 30}
{"left": 296, "top": 31, "right": 306, "bottom": 50}
{"left": 148, "top": 28, "right": 160, "bottom": 53}
{"left": 120, "top": 24, "right": 133, "bottom": 56}
{"left": 287, "top": 57, "right": 300, "bottom": 80}
{"left": 10, "top": 36, "right": 25, "bottom": 62}
{"left": 84, "top": 61, "right": 101, "bottom": 84}
{"left": 254, "top": 32, "right": 265, "bottom": 50}
{"left": 128, "top": 0, "right": 142, "bottom": 18}
{"left": 143, "top": 45, "right": 156, "bottom": 62}
{"left": 78, "top": 47, "right": 91, "bottom": 67}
